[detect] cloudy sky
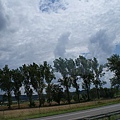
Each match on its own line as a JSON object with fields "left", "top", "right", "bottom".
{"left": 0, "top": 0, "right": 120, "bottom": 70}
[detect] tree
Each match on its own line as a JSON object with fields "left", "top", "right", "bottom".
{"left": 20, "top": 64, "right": 34, "bottom": 107}
{"left": 76, "top": 56, "right": 93, "bottom": 101}
{"left": 58, "top": 77, "right": 72, "bottom": 104}
{"left": 91, "top": 57, "right": 105, "bottom": 99}
{"left": 66, "top": 58, "right": 80, "bottom": 102}
{"left": 51, "top": 84, "right": 63, "bottom": 105}
{"left": 12, "top": 68, "right": 23, "bottom": 108}
{"left": 44, "top": 61, "right": 56, "bottom": 105}
{"left": 0, "top": 65, "right": 13, "bottom": 109}
{"left": 107, "top": 54, "right": 120, "bottom": 88}
{"left": 29, "top": 63, "right": 45, "bottom": 107}
{"left": 54, "top": 58, "right": 72, "bottom": 104}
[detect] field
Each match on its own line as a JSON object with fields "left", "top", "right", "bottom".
{"left": 0, "top": 98, "right": 120, "bottom": 120}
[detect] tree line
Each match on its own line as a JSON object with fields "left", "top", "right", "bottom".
{"left": 0, "top": 54, "right": 120, "bottom": 109}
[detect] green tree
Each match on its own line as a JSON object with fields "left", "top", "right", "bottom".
{"left": 54, "top": 58, "right": 72, "bottom": 104}
{"left": 76, "top": 56, "right": 93, "bottom": 101}
{"left": 107, "top": 54, "right": 120, "bottom": 88}
{"left": 12, "top": 68, "right": 23, "bottom": 108}
{"left": 44, "top": 61, "right": 56, "bottom": 105}
{"left": 51, "top": 84, "right": 63, "bottom": 105}
{"left": 91, "top": 57, "right": 105, "bottom": 99}
{"left": 66, "top": 58, "right": 80, "bottom": 103}
{"left": 29, "top": 63, "right": 45, "bottom": 107}
{"left": 58, "top": 77, "right": 72, "bottom": 104}
{"left": 0, "top": 65, "right": 13, "bottom": 109}
{"left": 20, "top": 64, "right": 34, "bottom": 107}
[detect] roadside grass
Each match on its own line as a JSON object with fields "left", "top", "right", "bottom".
{"left": 0, "top": 98, "right": 120, "bottom": 120}
{"left": 94, "top": 114, "right": 120, "bottom": 120}
{"left": 110, "top": 114, "right": 120, "bottom": 120}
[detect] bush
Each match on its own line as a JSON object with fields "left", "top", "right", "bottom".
{"left": 29, "top": 101, "right": 36, "bottom": 107}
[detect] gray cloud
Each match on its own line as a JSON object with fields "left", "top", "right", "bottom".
{"left": 0, "top": 0, "right": 120, "bottom": 90}
{"left": 88, "top": 29, "right": 116, "bottom": 62}
{"left": 39, "top": 0, "right": 67, "bottom": 13}
{"left": 0, "top": 1, "right": 6, "bottom": 31}
{"left": 54, "top": 32, "right": 70, "bottom": 58}
{"left": 0, "top": 0, "right": 120, "bottom": 70}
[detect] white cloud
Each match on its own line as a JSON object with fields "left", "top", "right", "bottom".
{"left": 0, "top": 0, "right": 120, "bottom": 70}
{"left": 54, "top": 32, "right": 71, "bottom": 58}
{"left": 88, "top": 29, "right": 116, "bottom": 63}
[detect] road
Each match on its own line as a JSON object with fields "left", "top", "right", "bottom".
{"left": 30, "top": 103, "right": 120, "bottom": 120}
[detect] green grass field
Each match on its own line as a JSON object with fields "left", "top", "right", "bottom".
{"left": 0, "top": 98, "right": 120, "bottom": 120}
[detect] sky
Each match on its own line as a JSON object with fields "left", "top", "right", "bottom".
{"left": 0, "top": 0, "right": 120, "bottom": 89}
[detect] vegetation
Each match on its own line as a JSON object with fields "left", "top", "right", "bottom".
{"left": 107, "top": 54, "right": 120, "bottom": 88}
{"left": 28, "top": 62, "right": 45, "bottom": 107}
{"left": 0, "top": 98, "right": 120, "bottom": 120}
{"left": 0, "top": 54, "right": 120, "bottom": 110}
{"left": 0, "top": 65, "right": 13, "bottom": 109}
{"left": 11, "top": 68, "right": 23, "bottom": 109}
{"left": 54, "top": 57, "right": 72, "bottom": 104}
{"left": 91, "top": 57, "right": 105, "bottom": 99}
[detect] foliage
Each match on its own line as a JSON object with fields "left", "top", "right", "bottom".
{"left": 107, "top": 54, "right": 120, "bottom": 88}
{"left": 91, "top": 57, "right": 105, "bottom": 99}
{"left": 20, "top": 64, "right": 34, "bottom": 107}
{"left": 54, "top": 58, "right": 72, "bottom": 104}
{"left": 28, "top": 62, "right": 45, "bottom": 107}
{"left": 76, "top": 56, "right": 93, "bottom": 100}
{"left": 66, "top": 58, "right": 80, "bottom": 102}
{"left": 0, "top": 65, "right": 13, "bottom": 109}
{"left": 44, "top": 61, "right": 56, "bottom": 105}
{"left": 99, "top": 88, "right": 115, "bottom": 98}
{"left": 12, "top": 68, "right": 23, "bottom": 108}
{"left": 0, "top": 54, "right": 120, "bottom": 109}
{"left": 51, "top": 84, "right": 63, "bottom": 105}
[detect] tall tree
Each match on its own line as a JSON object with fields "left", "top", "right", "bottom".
{"left": 0, "top": 65, "right": 13, "bottom": 109}
{"left": 76, "top": 56, "right": 93, "bottom": 101}
{"left": 58, "top": 77, "right": 71, "bottom": 104}
{"left": 54, "top": 58, "right": 72, "bottom": 104}
{"left": 20, "top": 64, "right": 34, "bottom": 107}
{"left": 29, "top": 63, "right": 45, "bottom": 107}
{"left": 12, "top": 68, "right": 23, "bottom": 108}
{"left": 44, "top": 61, "right": 55, "bottom": 105}
{"left": 66, "top": 58, "right": 80, "bottom": 102}
{"left": 107, "top": 54, "right": 120, "bottom": 88}
{"left": 91, "top": 57, "right": 105, "bottom": 99}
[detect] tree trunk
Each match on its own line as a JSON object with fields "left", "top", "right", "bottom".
{"left": 38, "top": 92, "right": 43, "bottom": 107}
{"left": 96, "top": 85, "right": 100, "bottom": 99}
{"left": 29, "top": 94, "right": 33, "bottom": 107}
{"left": 38, "top": 93, "right": 41, "bottom": 107}
{"left": 76, "top": 88, "right": 80, "bottom": 103}
{"left": 66, "top": 86, "right": 70, "bottom": 104}
{"left": 18, "top": 97, "right": 20, "bottom": 109}
{"left": 85, "top": 82, "right": 90, "bottom": 101}
{"left": 8, "top": 91, "right": 11, "bottom": 109}
{"left": 74, "top": 80, "right": 80, "bottom": 103}
{"left": 47, "top": 84, "right": 52, "bottom": 106}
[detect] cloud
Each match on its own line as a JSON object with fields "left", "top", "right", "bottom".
{"left": 0, "top": 0, "right": 120, "bottom": 92}
{"left": 88, "top": 29, "right": 116, "bottom": 62}
{"left": 0, "top": 1, "right": 6, "bottom": 31}
{"left": 0, "top": 0, "right": 120, "bottom": 70}
{"left": 54, "top": 32, "right": 70, "bottom": 58}
{"left": 39, "top": 0, "right": 67, "bottom": 13}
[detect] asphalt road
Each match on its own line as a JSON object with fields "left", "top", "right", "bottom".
{"left": 30, "top": 103, "right": 120, "bottom": 120}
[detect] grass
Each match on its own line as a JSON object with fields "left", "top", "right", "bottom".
{"left": 110, "top": 114, "right": 120, "bottom": 120}
{"left": 0, "top": 98, "right": 120, "bottom": 120}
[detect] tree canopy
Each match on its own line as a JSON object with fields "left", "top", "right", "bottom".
{"left": 107, "top": 54, "right": 120, "bottom": 87}
{"left": 0, "top": 54, "right": 120, "bottom": 108}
